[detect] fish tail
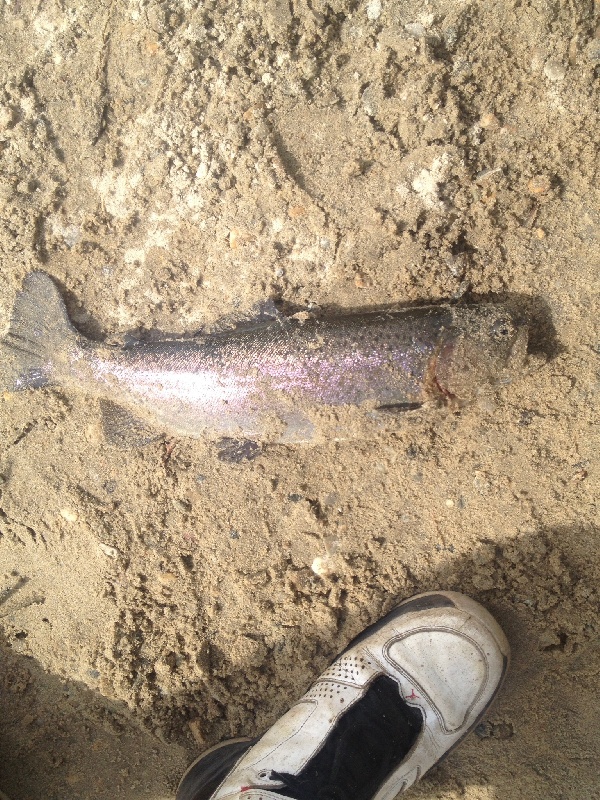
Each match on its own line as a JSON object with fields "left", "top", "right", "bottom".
{"left": 0, "top": 271, "right": 80, "bottom": 391}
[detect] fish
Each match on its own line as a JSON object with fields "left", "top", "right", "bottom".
{"left": 0, "top": 271, "right": 528, "bottom": 446}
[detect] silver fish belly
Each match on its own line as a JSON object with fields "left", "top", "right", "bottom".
{"left": 0, "top": 272, "right": 528, "bottom": 443}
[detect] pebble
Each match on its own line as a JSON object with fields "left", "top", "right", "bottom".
{"left": 538, "top": 629, "right": 562, "bottom": 649}
{"left": 354, "top": 272, "right": 372, "bottom": 289}
{"left": 361, "top": 87, "right": 377, "bottom": 117}
{"left": 98, "top": 542, "right": 119, "bottom": 559}
{"left": 0, "top": 104, "right": 14, "bottom": 129}
{"left": 586, "top": 40, "right": 600, "bottom": 63}
{"left": 60, "top": 508, "right": 78, "bottom": 523}
{"left": 405, "top": 22, "right": 427, "bottom": 38}
{"left": 479, "top": 112, "right": 499, "bottom": 129}
{"left": 157, "top": 571, "right": 177, "bottom": 587}
{"left": 311, "top": 555, "right": 334, "bottom": 578}
{"left": 288, "top": 205, "right": 306, "bottom": 218}
{"left": 527, "top": 174, "right": 552, "bottom": 195}
{"left": 544, "top": 59, "right": 567, "bottom": 81}
{"left": 475, "top": 166, "right": 502, "bottom": 182}
{"left": 366, "top": 0, "right": 382, "bottom": 21}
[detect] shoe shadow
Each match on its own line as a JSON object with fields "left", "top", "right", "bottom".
{"left": 0, "top": 630, "right": 188, "bottom": 800}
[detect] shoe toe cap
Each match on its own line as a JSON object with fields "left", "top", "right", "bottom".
{"left": 384, "top": 604, "right": 508, "bottom": 734}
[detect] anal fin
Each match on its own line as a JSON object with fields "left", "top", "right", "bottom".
{"left": 99, "top": 399, "right": 161, "bottom": 448}
{"left": 216, "top": 437, "right": 262, "bottom": 463}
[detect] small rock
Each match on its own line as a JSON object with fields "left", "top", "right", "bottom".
{"left": 475, "top": 720, "right": 493, "bottom": 738}
{"left": 539, "top": 629, "right": 561, "bottom": 650}
{"left": 544, "top": 59, "right": 567, "bottom": 81}
{"left": 492, "top": 722, "right": 514, "bottom": 740}
{"left": 586, "top": 40, "right": 600, "bottom": 63}
{"left": 443, "top": 26, "right": 459, "bottom": 49}
{"left": 217, "top": 438, "right": 261, "bottom": 463}
{"left": 157, "top": 571, "right": 177, "bottom": 586}
{"left": 98, "top": 542, "right": 119, "bottom": 559}
{"left": 527, "top": 174, "right": 552, "bottom": 195}
{"left": 0, "top": 104, "right": 15, "bottom": 129}
{"left": 62, "top": 225, "right": 81, "bottom": 248}
{"left": 475, "top": 167, "right": 502, "bottom": 183}
{"left": 60, "top": 509, "right": 78, "bottom": 523}
{"left": 475, "top": 720, "right": 514, "bottom": 739}
{"left": 404, "top": 22, "right": 427, "bottom": 38}
{"left": 366, "top": 0, "right": 382, "bottom": 21}
{"left": 479, "top": 112, "right": 499, "bottom": 129}
{"left": 361, "top": 86, "right": 378, "bottom": 117}
{"left": 288, "top": 205, "right": 306, "bottom": 218}
{"left": 354, "top": 272, "right": 372, "bottom": 289}
{"left": 311, "top": 555, "right": 336, "bottom": 578}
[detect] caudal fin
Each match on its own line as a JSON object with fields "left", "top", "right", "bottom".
{"left": 0, "top": 271, "right": 80, "bottom": 391}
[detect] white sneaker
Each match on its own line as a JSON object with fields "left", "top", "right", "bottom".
{"left": 177, "top": 591, "right": 509, "bottom": 800}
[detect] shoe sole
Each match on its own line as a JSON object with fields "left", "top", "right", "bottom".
{"left": 176, "top": 737, "right": 255, "bottom": 800}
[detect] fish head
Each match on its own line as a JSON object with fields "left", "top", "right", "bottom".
{"left": 435, "top": 305, "right": 529, "bottom": 403}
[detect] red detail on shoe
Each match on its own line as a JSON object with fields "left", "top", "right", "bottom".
{"left": 240, "top": 787, "right": 251, "bottom": 792}
{"left": 405, "top": 689, "right": 420, "bottom": 700}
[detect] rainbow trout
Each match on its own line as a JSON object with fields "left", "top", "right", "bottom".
{"left": 0, "top": 272, "right": 528, "bottom": 444}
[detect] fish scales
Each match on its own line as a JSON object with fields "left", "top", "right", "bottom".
{"left": 0, "top": 272, "right": 529, "bottom": 444}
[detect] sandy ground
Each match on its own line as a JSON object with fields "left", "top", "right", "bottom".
{"left": 0, "top": 0, "right": 599, "bottom": 798}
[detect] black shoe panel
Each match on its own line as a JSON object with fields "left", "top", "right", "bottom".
{"left": 273, "top": 675, "right": 423, "bottom": 800}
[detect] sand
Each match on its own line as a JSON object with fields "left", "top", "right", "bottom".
{"left": 0, "top": 0, "right": 599, "bottom": 798}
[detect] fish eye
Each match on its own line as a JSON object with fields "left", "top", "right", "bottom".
{"left": 490, "top": 317, "right": 515, "bottom": 340}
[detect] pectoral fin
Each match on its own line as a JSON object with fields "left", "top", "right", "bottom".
{"left": 99, "top": 399, "right": 161, "bottom": 447}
